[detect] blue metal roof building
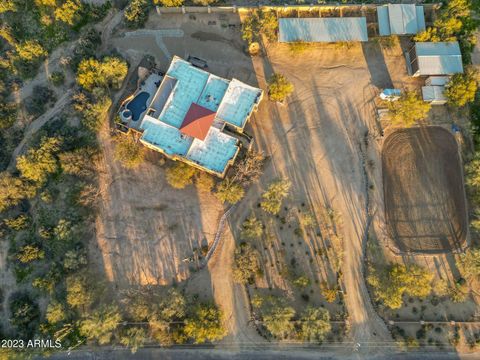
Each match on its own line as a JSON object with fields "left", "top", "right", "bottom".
{"left": 278, "top": 18, "right": 368, "bottom": 43}
{"left": 377, "top": 4, "right": 426, "bottom": 36}
{"left": 408, "top": 42, "right": 464, "bottom": 76}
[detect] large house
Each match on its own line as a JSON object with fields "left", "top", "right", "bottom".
{"left": 119, "top": 56, "right": 263, "bottom": 178}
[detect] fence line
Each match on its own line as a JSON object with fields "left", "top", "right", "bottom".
{"left": 202, "top": 204, "right": 238, "bottom": 265}
{"left": 156, "top": 3, "right": 441, "bottom": 14}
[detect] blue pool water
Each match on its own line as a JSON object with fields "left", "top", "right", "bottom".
{"left": 126, "top": 92, "right": 149, "bottom": 121}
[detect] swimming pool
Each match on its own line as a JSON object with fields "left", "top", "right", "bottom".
{"left": 126, "top": 91, "right": 149, "bottom": 121}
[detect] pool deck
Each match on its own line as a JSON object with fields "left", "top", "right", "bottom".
{"left": 124, "top": 73, "right": 163, "bottom": 130}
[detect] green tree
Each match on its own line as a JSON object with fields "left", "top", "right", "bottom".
{"left": 159, "top": 288, "right": 187, "bottom": 321}
{"left": 66, "top": 274, "right": 93, "bottom": 310}
{"left": 46, "top": 301, "right": 67, "bottom": 324}
{"left": 232, "top": 243, "right": 260, "bottom": 284}
{"left": 240, "top": 215, "right": 263, "bottom": 239}
{"left": 9, "top": 292, "right": 40, "bottom": 339}
{"left": 114, "top": 136, "right": 147, "bottom": 169}
{"left": 79, "top": 305, "right": 122, "bottom": 345}
{"left": 262, "top": 302, "right": 295, "bottom": 339}
{"left": 76, "top": 57, "right": 128, "bottom": 92}
{"left": 125, "top": 0, "right": 150, "bottom": 28}
{"left": 260, "top": 178, "right": 291, "bottom": 215}
{"left": 165, "top": 162, "right": 197, "bottom": 189}
{"left": 299, "top": 306, "right": 331, "bottom": 342}
{"left": 17, "top": 245, "right": 44, "bottom": 263}
{"left": 54, "top": 0, "right": 82, "bottom": 25}
{"left": 184, "top": 303, "right": 226, "bottom": 344}
{"left": 445, "top": 69, "right": 478, "bottom": 107}
{"left": 0, "top": 172, "right": 36, "bottom": 212}
{"left": 59, "top": 147, "right": 97, "bottom": 176}
{"left": 15, "top": 41, "right": 47, "bottom": 62}
{"left": 268, "top": 74, "right": 294, "bottom": 102}
{"left": 215, "top": 178, "right": 244, "bottom": 204}
{"left": 387, "top": 91, "right": 431, "bottom": 127}
{"left": 73, "top": 92, "right": 112, "bottom": 131}
{"left": 16, "top": 136, "right": 62, "bottom": 184}
{"left": 367, "top": 263, "right": 433, "bottom": 309}
{"left": 120, "top": 327, "right": 147, "bottom": 354}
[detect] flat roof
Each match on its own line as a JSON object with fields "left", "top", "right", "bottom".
{"left": 415, "top": 42, "right": 463, "bottom": 75}
{"left": 186, "top": 127, "right": 238, "bottom": 173}
{"left": 140, "top": 115, "right": 193, "bottom": 156}
{"left": 278, "top": 18, "right": 368, "bottom": 43}
{"left": 378, "top": 4, "right": 426, "bottom": 36}
{"left": 216, "top": 79, "right": 262, "bottom": 128}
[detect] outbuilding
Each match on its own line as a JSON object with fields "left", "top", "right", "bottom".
{"left": 377, "top": 4, "right": 426, "bottom": 36}
{"left": 278, "top": 18, "right": 368, "bottom": 43}
{"left": 407, "top": 41, "right": 464, "bottom": 77}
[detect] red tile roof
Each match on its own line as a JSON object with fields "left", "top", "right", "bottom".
{"left": 179, "top": 103, "right": 216, "bottom": 141}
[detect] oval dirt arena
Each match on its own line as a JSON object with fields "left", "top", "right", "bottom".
{"left": 382, "top": 126, "right": 467, "bottom": 254}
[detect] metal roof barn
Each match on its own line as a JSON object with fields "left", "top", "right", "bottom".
{"left": 278, "top": 18, "right": 368, "bottom": 43}
{"left": 408, "top": 42, "right": 464, "bottom": 76}
{"left": 377, "top": 4, "right": 426, "bottom": 36}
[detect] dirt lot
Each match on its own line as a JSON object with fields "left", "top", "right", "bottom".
{"left": 382, "top": 126, "right": 468, "bottom": 253}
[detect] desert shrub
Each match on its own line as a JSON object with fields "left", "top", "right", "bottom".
{"left": 165, "top": 162, "right": 197, "bottom": 189}
{"left": 449, "top": 282, "right": 469, "bottom": 303}
{"left": 125, "top": 0, "right": 150, "bottom": 28}
{"left": 49, "top": 71, "right": 65, "bottom": 86}
{"left": 154, "top": 0, "right": 184, "bottom": 6}
{"left": 320, "top": 281, "right": 338, "bottom": 303}
{"left": 16, "top": 245, "right": 44, "bottom": 263}
{"left": 16, "top": 136, "right": 62, "bottom": 185}
{"left": 183, "top": 303, "right": 226, "bottom": 344}
{"left": 9, "top": 292, "right": 40, "bottom": 339}
{"left": 262, "top": 301, "right": 295, "bottom": 339}
{"left": 76, "top": 57, "right": 128, "bottom": 92}
{"left": 0, "top": 101, "right": 18, "bottom": 129}
{"left": 457, "top": 248, "right": 480, "bottom": 280}
{"left": 289, "top": 41, "right": 309, "bottom": 55}
{"left": 195, "top": 172, "right": 215, "bottom": 193}
{"left": 367, "top": 263, "right": 433, "bottom": 309}
{"left": 215, "top": 178, "right": 244, "bottom": 204}
{"left": 120, "top": 327, "right": 147, "bottom": 354}
{"left": 59, "top": 147, "right": 97, "bottom": 176}
{"left": 66, "top": 273, "right": 94, "bottom": 310}
{"left": 299, "top": 306, "right": 331, "bottom": 342}
{"left": 24, "top": 85, "right": 56, "bottom": 117}
{"left": 4, "top": 214, "right": 29, "bottom": 231}
{"left": 387, "top": 91, "right": 431, "bottom": 127}
{"left": 260, "top": 178, "right": 291, "bottom": 215}
{"left": 46, "top": 301, "right": 67, "bottom": 324}
{"left": 54, "top": 0, "right": 82, "bottom": 25}
{"left": 0, "top": 172, "right": 36, "bottom": 212}
{"left": 293, "top": 275, "right": 310, "bottom": 288}
{"left": 79, "top": 305, "right": 122, "bottom": 345}
{"left": 232, "top": 243, "right": 260, "bottom": 284}
{"left": 113, "top": 135, "right": 147, "bottom": 169}
{"left": 267, "top": 74, "right": 294, "bottom": 102}
{"left": 71, "top": 29, "right": 101, "bottom": 70}
{"left": 240, "top": 215, "right": 263, "bottom": 239}
{"left": 73, "top": 91, "right": 112, "bottom": 132}
{"left": 231, "top": 150, "right": 265, "bottom": 185}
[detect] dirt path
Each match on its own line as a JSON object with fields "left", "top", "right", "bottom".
{"left": 7, "top": 90, "right": 72, "bottom": 169}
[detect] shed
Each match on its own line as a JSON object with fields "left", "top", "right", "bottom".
{"left": 377, "top": 4, "right": 426, "bottom": 36}
{"left": 407, "top": 42, "right": 464, "bottom": 77}
{"left": 278, "top": 18, "right": 368, "bottom": 43}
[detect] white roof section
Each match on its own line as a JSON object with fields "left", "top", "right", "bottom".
{"left": 278, "top": 18, "right": 368, "bottom": 43}
{"left": 378, "top": 4, "right": 426, "bottom": 36}
{"left": 216, "top": 79, "right": 263, "bottom": 128}
{"left": 422, "top": 85, "right": 447, "bottom": 103}
{"left": 415, "top": 42, "right": 464, "bottom": 75}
